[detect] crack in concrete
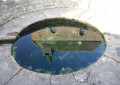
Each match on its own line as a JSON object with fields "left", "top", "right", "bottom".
{"left": 43, "top": 5, "right": 54, "bottom": 8}
{"left": 4, "top": 68, "right": 23, "bottom": 85}
{"left": 82, "top": 68, "right": 88, "bottom": 72}
{"left": 88, "top": 0, "right": 91, "bottom": 10}
{"left": 72, "top": 72, "right": 91, "bottom": 85}
{"left": 77, "top": 0, "right": 91, "bottom": 19}
{"left": 71, "top": 73, "right": 79, "bottom": 85}
{"left": 0, "top": 15, "right": 14, "bottom": 27}
{"left": 86, "top": 72, "right": 90, "bottom": 83}
{"left": 104, "top": 55, "right": 120, "bottom": 63}
{"left": 86, "top": 14, "right": 97, "bottom": 21}
{"left": 50, "top": 74, "right": 52, "bottom": 85}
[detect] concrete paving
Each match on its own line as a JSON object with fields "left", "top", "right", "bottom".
{"left": 0, "top": 0, "right": 120, "bottom": 85}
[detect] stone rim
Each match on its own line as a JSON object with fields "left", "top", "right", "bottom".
{"left": 10, "top": 17, "right": 107, "bottom": 75}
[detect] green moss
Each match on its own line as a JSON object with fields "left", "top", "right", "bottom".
{"left": 59, "top": 67, "right": 73, "bottom": 74}
{"left": 27, "top": 66, "right": 32, "bottom": 70}
{"left": 12, "top": 51, "right": 16, "bottom": 58}
{"left": 12, "top": 46, "right": 17, "bottom": 58}
{"left": 100, "top": 50, "right": 104, "bottom": 53}
{"left": 77, "top": 41, "right": 82, "bottom": 45}
{"left": 71, "top": 29, "right": 77, "bottom": 34}
{"left": 51, "top": 70, "right": 56, "bottom": 75}
{"left": 61, "top": 68, "right": 65, "bottom": 71}
{"left": 46, "top": 70, "right": 51, "bottom": 74}
{"left": 35, "top": 69, "right": 44, "bottom": 72}
{"left": 13, "top": 46, "right": 17, "bottom": 50}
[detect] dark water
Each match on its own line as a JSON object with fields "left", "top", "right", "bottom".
{"left": 12, "top": 34, "right": 105, "bottom": 75}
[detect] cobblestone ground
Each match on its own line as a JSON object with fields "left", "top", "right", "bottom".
{"left": 0, "top": 0, "right": 120, "bottom": 85}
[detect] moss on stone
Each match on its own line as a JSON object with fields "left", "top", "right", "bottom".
{"left": 13, "top": 46, "right": 17, "bottom": 50}
{"left": 27, "top": 66, "right": 32, "bottom": 70}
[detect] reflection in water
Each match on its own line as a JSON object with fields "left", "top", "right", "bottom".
{"left": 12, "top": 26, "right": 105, "bottom": 75}
{"left": 34, "top": 41, "right": 103, "bottom": 64}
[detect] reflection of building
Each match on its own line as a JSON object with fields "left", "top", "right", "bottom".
{"left": 31, "top": 26, "right": 103, "bottom": 41}
{"left": 31, "top": 26, "right": 104, "bottom": 63}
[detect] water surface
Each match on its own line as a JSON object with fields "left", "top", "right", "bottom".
{"left": 12, "top": 26, "right": 105, "bottom": 75}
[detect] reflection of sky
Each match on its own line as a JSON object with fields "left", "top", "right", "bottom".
{"left": 12, "top": 34, "right": 105, "bottom": 74}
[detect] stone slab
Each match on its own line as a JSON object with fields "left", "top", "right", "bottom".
{"left": 64, "top": 8, "right": 89, "bottom": 19}
{"left": 12, "top": 11, "right": 46, "bottom": 27}
{"left": 103, "top": 33, "right": 120, "bottom": 61}
{"left": 0, "top": 21, "right": 21, "bottom": 40}
{"left": 104, "top": 33, "right": 120, "bottom": 45}
{"left": 0, "top": 56, "right": 22, "bottom": 85}
{"left": 0, "top": 44, "right": 12, "bottom": 60}
{"left": 87, "top": 56, "right": 120, "bottom": 85}
{"left": 72, "top": 70, "right": 89, "bottom": 83}
{"left": 6, "top": 69, "right": 51, "bottom": 85}
{"left": 0, "top": 11, "right": 46, "bottom": 40}
{"left": 51, "top": 74, "right": 77, "bottom": 85}
{"left": 77, "top": 83, "right": 90, "bottom": 85}
{"left": 42, "top": 8, "right": 71, "bottom": 18}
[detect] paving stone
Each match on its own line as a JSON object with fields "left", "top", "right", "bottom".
{"left": 74, "top": 0, "right": 90, "bottom": 9}
{"left": 17, "top": 11, "right": 46, "bottom": 25}
{"left": 104, "top": 33, "right": 120, "bottom": 45}
{"left": 53, "top": 0, "right": 77, "bottom": 8}
{"left": 113, "top": 34, "right": 120, "bottom": 39}
{"left": 12, "top": 11, "right": 45, "bottom": 28}
{"left": 0, "top": 44, "right": 12, "bottom": 60}
{"left": 116, "top": 47, "right": 120, "bottom": 56}
{"left": 73, "top": 70, "right": 89, "bottom": 83}
{"left": 6, "top": 69, "right": 51, "bottom": 85}
{"left": 78, "top": 83, "right": 90, "bottom": 85}
{"left": 0, "top": 56, "right": 22, "bottom": 85}
{"left": 42, "top": 0, "right": 54, "bottom": 8}
{"left": 42, "top": 8, "right": 71, "bottom": 18}
{"left": 104, "top": 44, "right": 120, "bottom": 61}
{"left": 51, "top": 74, "right": 77, "bottom": 85}
{"left": 77, "top": 10, "right": 98, "bottom": 22}
{"left": 87, "top": 57, "right": 120, "bottom": 85}
{"left": 64, "top": 8, "right": 88, "bottom": 19}
{"left": 28, "top": 3, "right": 43, "bottom": 12}
{"left": 0, "top": 21, "right": 21, "bottom": 40}
{"left": 0, "top": 0, "right": 14, "bottom": 5}
{"left": 79, "top": 12, "right": 120, "bottom": 34}
{"left": 28, "top": 0, "right": 42, "bottom": 5}
{"left": 13, "top": 0, "right": 29, "bottom": 4}
{"left": 12, "top": 4, "right": 26, "bottom": 18}
{"left": 0, "top": 5, "right": 8, "bottom": 12}
{"left": 0, "top": 11, "right": 46, "bottom": 40}
{"left": 103, "top": 34, "right": 120, "bottom": 61}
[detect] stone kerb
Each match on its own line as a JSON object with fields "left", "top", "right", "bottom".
{"left": 0, "top": 0, "right": 90, "bottom": 27}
